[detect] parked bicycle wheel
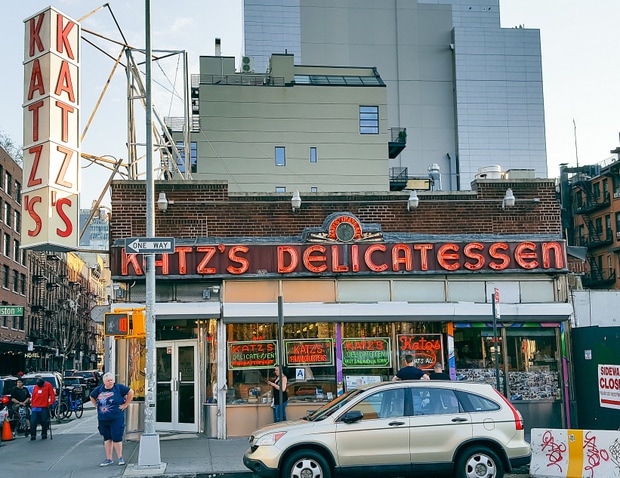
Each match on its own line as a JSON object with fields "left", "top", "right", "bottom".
{"left": 74, "top": 400, "right": 83, "bottom": 418}
{"left": 58, "top": 400, "right": 69, "bottom": 419}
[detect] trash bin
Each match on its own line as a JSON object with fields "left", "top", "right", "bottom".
{"left": 125, "top": 401, "right": 144, "bottom": 433}
{"left": 203, "top": 403, "right": 218, "bottom": 438}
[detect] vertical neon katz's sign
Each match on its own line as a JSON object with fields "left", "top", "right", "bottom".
{"left": 22, "top": 7, "right": 80, "bottom": 251}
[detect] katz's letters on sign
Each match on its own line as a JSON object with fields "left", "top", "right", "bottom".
{"left": 22, "top": 7, "right": 80, "bottom": 251}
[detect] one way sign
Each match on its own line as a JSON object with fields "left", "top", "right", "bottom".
{"left": 125, "top": 237, "right": 175, "bottom": 254}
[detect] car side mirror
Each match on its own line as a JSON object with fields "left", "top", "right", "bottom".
{"left": 341, "top": 410, "right": 364, "bottom": 424}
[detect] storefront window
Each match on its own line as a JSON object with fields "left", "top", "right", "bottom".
{"left": 454, "top": 325, "right": 560, "bottom": 401}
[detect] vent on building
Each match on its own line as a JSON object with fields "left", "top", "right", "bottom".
{"left": 241, "top": 56, "right": 254, "bottom": 73}
{"left": 614, "top": 191, "right": 620, "bottom": 199}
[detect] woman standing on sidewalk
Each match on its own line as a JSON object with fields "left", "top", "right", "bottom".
{"left": 90, "top": 372, "right": 134, "bottom": 467}
{"left": 267, "top": 365, "right": 288, "bottom": 422}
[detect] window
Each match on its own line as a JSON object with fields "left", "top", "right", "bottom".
{"left": 455, "top": 391, "right": 500, "bottom": 413}
{"left": 275, "top": 187, "right": 286, "bottom": 193}
{"left": 4, "top": 203, "right": 11, "bottom": 228}
{"left": 275, "top": 147, "right": 286, "bottom": 166}
{"left": 14, "top": 210, "right": 20, "bottom": 232}
{"left": 616, "top": 213, "right": 620, "bottom": 239}
{"left": 348, "top": 389, "right": 405, "bottom": 420}
{"left": 13, "top": 240, "right": 19, "bottom": 262}
{"left": 12, "top": 316, "right": 17, "bottom": 329}
{"left": 603, "top": 179, "right": 609, "bottom": 197}
{"left": 310, "top": 147, "right": 317, "bottom": 163}
{"left": 1, "top": 316, "right": 5, "bottom": 327}
{"left": 595, "top": 217, "right": 603, "bottom": 235}
{"left": 4, "top": 173, "right": 11, "bottom": 197}
{"left": 3, "top": 233, "right": 10, "bottom": 257}
{"left": 12, "top": 270, "right": 18, "bottom": 292}
{"left": 14, "top": 182, "right": 21, "bottom": 205}
{"left": 20, "top": 274, "right": 25, "bottom": 295}
{"left": 594, "top": 182, "right": 601, "bottom": 199}
{"left": 412, "top": 388, "right": 462, "bottom": 415}
{"left": 359, "top": 106, "right": 379, "bottom": 134}
{"left": 175, "top": 141, "right": 198, "bottom": 174}
{"left": 3, "top": 265, "right": 9, "bottom": 288}
{"left": 19, "top": 316, "right": 24, "bottom": 330}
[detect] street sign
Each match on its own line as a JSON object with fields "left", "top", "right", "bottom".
{"left": 125, "top": 237, "right": 175, "bottom": 254}
{"left": 0, "top": 306, "right": 24, "bottom": 316}
{"left": 104, "top": 312, "right": 129, "bottom": 336}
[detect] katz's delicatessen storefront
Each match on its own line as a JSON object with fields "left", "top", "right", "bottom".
{"left": 110, "top": 212, "right": 573, "bottom": 438}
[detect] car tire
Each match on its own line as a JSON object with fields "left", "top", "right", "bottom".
{"left": 283, "top": 449, "right": 331, "bottom": 478}
{"left": 455, "top": 446, "right": 504, "bottom": 478}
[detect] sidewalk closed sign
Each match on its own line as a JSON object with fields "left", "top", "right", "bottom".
{"left": 598, "top": 364, "right": 620, "bottom": 409}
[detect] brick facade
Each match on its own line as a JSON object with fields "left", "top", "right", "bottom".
{"left": 110, "top": 179, "right": 562, "bottom": 241}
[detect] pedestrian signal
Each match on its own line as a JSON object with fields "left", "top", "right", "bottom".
{"left": 104, "top": 313, "right": 130, "bottom": 336}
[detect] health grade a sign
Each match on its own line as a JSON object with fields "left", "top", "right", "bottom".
{"left": 598, "top": 364, "right": 620, "bottom": 409}
{"left": 22, "top": 7, "right": 80, "bottom": 251}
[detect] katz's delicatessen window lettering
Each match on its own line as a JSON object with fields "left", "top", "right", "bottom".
{"left": 224, "top": 322, "right": 446, "bottom": 404}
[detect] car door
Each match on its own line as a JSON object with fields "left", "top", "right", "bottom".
{"left": 409, "top": 387, "right": 472, "bottom": 467}
{"left": 335, "top": 388, "right": 411, "bottom": 473}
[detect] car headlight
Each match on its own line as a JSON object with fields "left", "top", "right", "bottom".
{"left": 255, "top": 431, "right": 287, "bottom": 446}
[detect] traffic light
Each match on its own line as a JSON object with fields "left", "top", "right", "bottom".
{"left": 131, "top": 309, "right": 146, "bottom": 337}
{"left": 104, "top": 313, "right": 130, "bottom": 336}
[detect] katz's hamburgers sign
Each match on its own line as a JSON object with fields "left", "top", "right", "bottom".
{"left": 111, "top": 239, "right": 566, "bottom": 279}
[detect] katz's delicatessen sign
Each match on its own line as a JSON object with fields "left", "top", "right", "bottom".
{"left": 22, "top": 7, "right": 81, "bottom": 251}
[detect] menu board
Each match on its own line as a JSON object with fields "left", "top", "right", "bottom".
{"left": 342, "top": 338, "right": 391, "bottom": 368}
{"left": 285, "top": 339, "right": 334, "bottom": 366}
{"left": 396, "top": 334, "right": 443, "bottom": 370}
{"left": 227, "top": 340, "right": 277, "bottom": 369}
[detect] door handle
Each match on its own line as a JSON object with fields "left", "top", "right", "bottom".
{"left": 389, "top": 421, "right": 406, "bottom": 426}
{"left": 451, "top": 417, "right": 468, "bottom": 422}
{"left": 171, "top": 379, "right": 178, "bottom": 392}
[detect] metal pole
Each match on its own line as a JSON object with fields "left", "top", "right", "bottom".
{"left": 277, "top": 296, "right": 284, "bottom": 421}
{"left": 492, "top": 289, "right": 501, "bottom": 393}
{"left": 138, "top": 0, "right": 161, "bottom": 466}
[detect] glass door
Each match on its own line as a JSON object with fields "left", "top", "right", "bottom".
{"left": 155, "top": 340, "right": 198, "bottom": 432}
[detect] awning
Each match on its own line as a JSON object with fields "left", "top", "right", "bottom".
{"left": 222, "top": 302, "right": 573, "bottom": 324}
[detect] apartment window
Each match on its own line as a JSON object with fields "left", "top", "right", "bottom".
{"left": 275, "top": 147, "right": 286, "bottom": 166}
{"left": 20, "top": 274, "right": 26, "bottom": 295}
{"left": 19, "top": 316, "right": 24, "bottom": 331}
{"left": 578, "top": 224, "right": 585, "bottom": 246}
{"left": 593, "top": 182, "right": 601, "bottom": 199}
{"left": 4, "top": 203, "right": 11, "bottom": 228}
{"left": 3, "top": 233, "right": 10, "bottom": 257}
{"left": 175, "top": 141, "right": 198, "bottom": 173}
{"left": 4, "top": 173, "right": 11, "bottom": 197}
{"left": 12, "top": 316, "right": 17, "bottom": 329}
{"left": 1, "top": 316, "right": 5, "bottom": 327}
{"left": 3, "top": 265, "right": 9, "bottom": 288}
{"left": 13, "top": 240, "right": 19, "bottom": 262}
{"left": 275, "top": 187, "right": 286, "bottom": 193}
{"left": 14, "top": 210, "right": 20, "bottom": 232}
{"left": 14, "top": 181, "right": 21, "bottom": 205}
{"left": 603, "top": 179, "right": 609, "bottom": 197}
{"left": 0, "top": 166, "right": 3, "bottom": 189}
{"left": 359, "top": 106, "right": 379, "bottom": 134}
{"left": 606, "top": 215, "right": 612, "bottom": 233}
{"left": 595, "top": 217, "right": 603, "bottom": 235}
{"left": 310, "top": 147, "right": 317, "bottom": 163}
{"left": 12, "top": 270, "right": 18, "bottom": 292}
{"left": 616, "top": 213, "right": 620, "bottom": 240}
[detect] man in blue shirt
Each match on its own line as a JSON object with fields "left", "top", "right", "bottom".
{"left": 392, "top": 355, "right": 430, "bottom": 381}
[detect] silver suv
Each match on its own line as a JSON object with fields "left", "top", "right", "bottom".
{"left": 244, "top": 380, "right": 530, "bottom": 478}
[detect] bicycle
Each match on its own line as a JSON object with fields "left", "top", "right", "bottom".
{"left": 58, "top": 386, "right": 83, "bottom": 419}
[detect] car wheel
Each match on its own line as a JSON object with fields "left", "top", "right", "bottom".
{"left": 455, "top": 446, "right": 504, "bottom": 478}
{"left": 283, "top": 449, "right": 331, "bottom": 478}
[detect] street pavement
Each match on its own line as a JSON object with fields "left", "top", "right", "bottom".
{"left": 0, "top": 403, "right": 530, "bottom": 477}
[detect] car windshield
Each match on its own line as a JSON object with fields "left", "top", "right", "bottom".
{"left": 306, "top": 388, "right": 364, "bottom": 422}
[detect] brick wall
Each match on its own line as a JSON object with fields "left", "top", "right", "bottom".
{"left": 110, "top": 179, "right": 562, "bottom": 241}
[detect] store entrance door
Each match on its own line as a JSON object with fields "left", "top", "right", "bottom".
{"left": 155, "top": 340, "right": 198, "bottom": 432}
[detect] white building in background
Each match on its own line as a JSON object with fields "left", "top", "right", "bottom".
{"left": 243, "top": 0, "right": 548, "bottom": 190}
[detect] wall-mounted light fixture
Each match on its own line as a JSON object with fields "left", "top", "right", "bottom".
{"left": 502, "top": 188, "right": 516, "bottom": 209}
{"left": 407, "top": 190, "right": 419, "bottom": 211}
{"left": 157, "top": 192, "right": 169, "bottom": 212}
{"left": 291, "top": 191, "right": 302, "bottom": 213}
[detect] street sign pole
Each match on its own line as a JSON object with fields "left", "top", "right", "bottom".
{"left": 492, "top": 288, "right": 501, "bottom": 394}
{"left": 138, "top": 0, "right": 161, "bottom": 467}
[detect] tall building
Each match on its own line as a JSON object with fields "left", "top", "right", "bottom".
{"left": 244, "top": 0, "right": 547, "bottom": 190}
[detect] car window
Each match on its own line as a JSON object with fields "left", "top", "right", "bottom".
{"left": 347, "top": 389, "right": 405, "bottom": 420}
{"left": 411, "top": 388, "right": 462, "bottom": 415}
{"left": 455, "top": 390, "right": 500, "bottom": 413}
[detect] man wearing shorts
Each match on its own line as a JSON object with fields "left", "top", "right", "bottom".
{"left": 90, "top": 372, "right": 134, "bottom": 466}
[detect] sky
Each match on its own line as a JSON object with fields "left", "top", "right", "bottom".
{"left": 1, "top": 0, "right": 619, "bottom": 208}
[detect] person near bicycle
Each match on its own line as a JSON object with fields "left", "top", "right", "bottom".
{"left": 10, "top": 378, "right": 31, "bottom": 436}
{"left": 90, "top": 372, "right": 134, "bottom": 467}
{"left": 30, "top": 376, "right": 55, "bottom": 441}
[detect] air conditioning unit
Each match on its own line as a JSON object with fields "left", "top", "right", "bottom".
{"left": 616, "top": 231, "right": 620, "bottom": 239}
{"left": 614, "top": 191, "right": 620, "bottom": 199}
{"left": 241, "top": 56, "right": 254, "bottom": 73}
